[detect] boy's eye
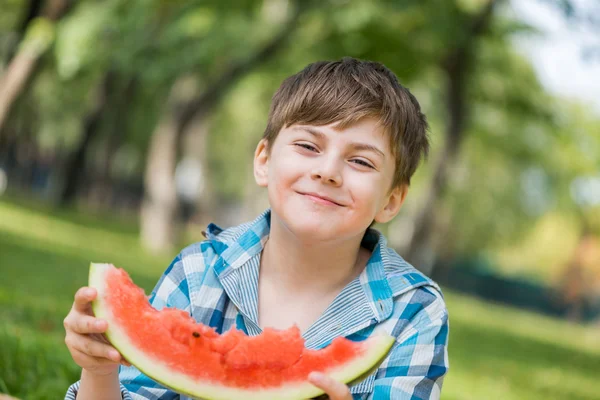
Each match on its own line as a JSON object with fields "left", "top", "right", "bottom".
{"left": 295, "top": 143, "right": 318, "bottom": 152}
{"left": 351, "top": 159, "right": 375, "bottom": 169}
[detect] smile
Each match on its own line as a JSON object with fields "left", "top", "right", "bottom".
{"left": 298, "top": 192, "right": 344, "bottom": 207}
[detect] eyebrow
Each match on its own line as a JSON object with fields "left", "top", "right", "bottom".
{"left": 292, "top": 126, "right": 386, "bottom": 158}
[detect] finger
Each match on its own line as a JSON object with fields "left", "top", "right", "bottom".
{"left": 71, "top": 347, "right": 119, "bottom": 368}
{"left": 308, "top": 372, "right": 352, "bottom": 400}
{"left": 68, "top": 316, "right": 108, "bottom": 334}
{"left": 73, "top": 287, "right": 97, "bottom": 312}
{"left": 90, "top": 332, "right": 111, "bottom": 344}
{"left": 72, "top": 335, "right": 122, "bottom": 362}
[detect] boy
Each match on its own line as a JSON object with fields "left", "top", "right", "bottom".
{"left": 64, "top": 57, "right": 449, "bottom": 399}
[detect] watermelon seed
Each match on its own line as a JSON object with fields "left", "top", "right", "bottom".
{"left": 192, "top": 331, "right": 201, "bottom": 338}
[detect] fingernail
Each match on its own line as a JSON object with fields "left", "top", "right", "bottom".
{"left": 309, "top": 372, "right": 323, "bottom": 381}
{"left": 111, "top": 351, "right": 120, "bottom": 360}
{"left": 94, "top": 320, "right": 104, "bottom": 329}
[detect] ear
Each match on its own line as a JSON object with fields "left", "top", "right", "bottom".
{"left": 253, "top": 139, "right": 269, "bottom": 187}
{"left": 374, "top": 184, "right": 409, "bottom": 224}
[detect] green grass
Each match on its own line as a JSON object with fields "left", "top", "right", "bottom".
{"left": 0, "top": 199, "right": 170, "bottom": 399}
{"left": 443, "top": 293, "right": 600, "bottom": 400}
{"left": 0, "top": 199, "right": 599, "bottom": 399}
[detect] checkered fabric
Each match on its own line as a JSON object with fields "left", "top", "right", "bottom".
{"left": 66, "top": 209, "right": 449, "bottom": 399}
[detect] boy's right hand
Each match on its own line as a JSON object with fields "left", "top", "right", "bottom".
{"left": 64, "top": 287, "right": 130, "bottom": 376}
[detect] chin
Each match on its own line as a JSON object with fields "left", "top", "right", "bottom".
{"left": 273, "top": 207, "right": 335, "bottom": 240}
{"left": 285, "top": 210, "right": 370, "bottom": 243}
{"left": 291, "top": 214, "right": 333, "bottom": 236}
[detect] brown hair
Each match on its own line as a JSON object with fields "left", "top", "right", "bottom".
{"left": 262, "top": 57, "right": 429, "bottom": 188}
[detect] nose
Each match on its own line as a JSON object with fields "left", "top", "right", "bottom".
{"left": 311, "top": 159, "right": 342, "bottom": 186}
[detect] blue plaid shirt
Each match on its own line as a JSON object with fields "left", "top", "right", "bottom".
{"left": 66, "top": 209, "right": 449, "bottom": 399}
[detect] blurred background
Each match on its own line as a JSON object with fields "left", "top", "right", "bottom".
{"left": 0, "top": 0, "right": 598, "bottom": 399}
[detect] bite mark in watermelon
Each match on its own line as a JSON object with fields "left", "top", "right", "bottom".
{"left": 89, "top": 263, "right": 394, "bottom": 400}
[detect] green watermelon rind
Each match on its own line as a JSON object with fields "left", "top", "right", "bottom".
{"left": 89, "top": 263, "right": 395, "bottom": 400}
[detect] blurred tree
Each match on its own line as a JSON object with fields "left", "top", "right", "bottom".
{"left": 59, "top": 69, "right": 117, "bottom": 205}
{"left": 0, "top": 0, "right": 73, "bottom": 134}
{"left": 405, "top": 0, "right": 501, "bottom": 273}
{"left": 216, "top": 0, "right": 596, "bottom": 279}
{"left": 435, "top": 2, "right": 600, "bottom": 282}
{"left": 3, "top": 0, "right": 44, "bottom": 64}
{"left": 141, "top": 0, "right": 315, "bottom": 252}
{"left": 213, "top": 0, "right": 548, "bottom": 275}
{"left": 0, "top": 0, "right": 596, "bottom": 282}
{"left": 448, "top": 99, "right": 599, "bottom": 284}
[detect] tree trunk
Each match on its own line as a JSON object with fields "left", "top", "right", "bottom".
{"left": 90, "top": 75, "right": 137, "bottom": 208}
{"left": 140, "top": 107, "right": 180, "bottom": 252}
{"left": 102, "top": 77, "right": 137, "bottom": 180}
{"left": 140, "top": 1, "right": 309, "bottom": 252}
{"left": 58, "top": 70, "right": 116, "bottom": 206}
{"left": 406, "top": 0, "right": 499, "bottom": 275}
{"left": 0, "top": 48, "right": 39, "bottom": 133}
{"left": 0, "top": 0, "right": 72, "bottom": 135}
{"left": 4, "top": 0, "right": 44, "bottom": 64}
{"left": 173, "top": 0, "right": 307, "bottom": 141}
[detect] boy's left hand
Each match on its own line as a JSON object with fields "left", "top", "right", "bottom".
{"left": 308, "top": 372, "right": 353, "bottom": 400}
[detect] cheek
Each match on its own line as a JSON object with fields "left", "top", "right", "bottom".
{"left": 349, "top": 174, "right": 380, "bottom": 201}
{"left": 268, "top": 166, "right": 287, "bottom": 192}
{"left": 267, "top": 156, "right": 301, "bottom": 199}
{"left": 270, "top": 154, "right": 304, "bottom": 183}
{"left": 348, "top": 177, "right": 387, "bottom": 214}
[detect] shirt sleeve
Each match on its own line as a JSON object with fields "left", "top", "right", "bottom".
{"left": 368, "top": 289, "right": 450, "bottom": 400}
{"left": 65, "top": 253, "right": 191, "bottom": 400}
{"left": 64, "top": 380, "right": 135, "bottom": 400}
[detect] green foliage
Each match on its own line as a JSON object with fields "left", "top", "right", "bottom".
{"left": 31, "top": 65, "right": 97, "bottom": 151}
{"left": 19, "top": 17, "right": 55, "bottom": 56}
{"left": 193, "top": 0, "right": 600, "bottom": 268}
{"left": 207, "top": 74, "right": 271, "bottom": 200}
{"left": 2, "top": 0, "right": 599, "bottom": 283}
{"left": 54, "top": 2, "right": 114, "bottom": 79}
{"left": 0, "top": 0, "right": 26, "bottom": 36}
{"left": 445, "top": 41, "right": 600, "bottom": 261}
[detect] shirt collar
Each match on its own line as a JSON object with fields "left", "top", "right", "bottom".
{"left": 357, "top": 228, "right": 395, "bottom": 322}
{"left": 206, "top": 209, "right": 271, "bottom": 276}
{"left": 206, "top": 209, "right": 395, "bottom": 339}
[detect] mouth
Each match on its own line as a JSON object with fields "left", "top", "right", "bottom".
{"left": 298, "top": 192, "right": 345, "bottom": 207}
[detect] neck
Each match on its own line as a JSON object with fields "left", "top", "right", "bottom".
{"left": 260, "top": 215, "right": 368, "bottom": 295}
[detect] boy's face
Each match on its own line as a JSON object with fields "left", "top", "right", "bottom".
{"left": 254, "top": 117, "right": 407, "bottom": 242}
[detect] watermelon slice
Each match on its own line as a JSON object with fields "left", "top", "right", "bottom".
{"left": 89, "top": 263, "right": 394, "bottom": 400}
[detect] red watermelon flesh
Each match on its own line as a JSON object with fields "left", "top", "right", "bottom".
{"left": 90, "top": 263, "right": 394, "bottom": 400}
